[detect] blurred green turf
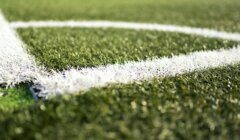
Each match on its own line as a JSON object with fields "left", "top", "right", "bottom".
{"left": 0, "top": 0, "right": 240, "bottom": 139}
{"left": 0, "top": 64, "right": 240, "bottom": 139}
{"left": 0, "top": 85, "right": 34, "bottom": 112}
{"left": 18, "top": 28, "right": 238, "bottom": 70}
{"left": 0, "top": 0, "right": 240, "bottom": 32}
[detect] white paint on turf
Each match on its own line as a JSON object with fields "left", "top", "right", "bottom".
{"left": 0, "top": 11, "right": 40, "bottom": 86}
{"left": 35, "top": 46, "right": 240, "bottom": 98}
{"left": 11, "top": 21, "right": 240, "bottom": 41}
{"left": 1, "top": 11, "right": 240, "bottom": 97}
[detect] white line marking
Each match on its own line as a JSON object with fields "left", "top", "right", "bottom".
{"left": 35, "top": 46, "right": 240, "bottom": 98}
{"left": 11, "top": 21, "right": 240, "bottom": 41}
{"left": 0, "top": 11, "right": 40, "bottom": 86}
{"left": 1, "top": 13, "right": 240, "bottom": 97}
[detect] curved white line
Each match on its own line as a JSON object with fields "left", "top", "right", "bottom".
{"left": 11, "top": 21, "right": 240, "bottom": 41}
{"left": 2, "top": 14, "right": 240, "bottom": 97}
{"left": 35, "top": 46, "right": 240, "bottom": 98}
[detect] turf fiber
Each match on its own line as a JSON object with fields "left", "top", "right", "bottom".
{"left": 0, "top": 85, "right": 34, "bottom": 112}
{"left": 1, "top": 0, "right": 240, "bottom": 32}
{"left": 0, "top": 0, "right": 240, "bottom": 139}
{"left": 1, "top": 65, "right": 240, "bottom": 139}
{"left": 18, "top": 28, "right": 239, "bottom": 70}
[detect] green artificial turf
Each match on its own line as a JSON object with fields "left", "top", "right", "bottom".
{"left": 0, "top": 0, "right": 240, "bottom": 139}
{"left": 18, "top": 28, "right": 238, "bottom": 70}
{"left": 0, "top": 85, "right": 34, "bottom": 112}
{"left": 0, "top": 64, "right": 240, "bottom": 139}
{"left": 1, "top": 0, "right": 240, "bottom": 32}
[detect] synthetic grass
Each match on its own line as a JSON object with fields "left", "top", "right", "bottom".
{"left": 0, "top": 85, "right": 34, "bottom": 112}
{"left": 1, "top": 0, "right": 240, "bottom": 32}
{"left": 0, "top": 0, "right": 240, "bottom": 139}
{"left": 0, "top": 64, "right": 240, "bottom": 139}
{"left": 18, "top": 28, "right": 239, "bottom": 70}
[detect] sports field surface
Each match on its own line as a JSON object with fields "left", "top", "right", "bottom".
{"left": 0, "top": 0, "right": 240, "bottom": 139}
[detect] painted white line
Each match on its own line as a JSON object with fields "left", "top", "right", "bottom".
{"left": 11, "top": 21, "right": 240, "bottom": 41}
{"left": 35, "top": 46, "right": 240, "bottom": 98}
{"left": 2, "top": 14, "right": 240, "bottom": 97}
{"left": 0, "top": 11, "right": 40, "bottom": 86}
